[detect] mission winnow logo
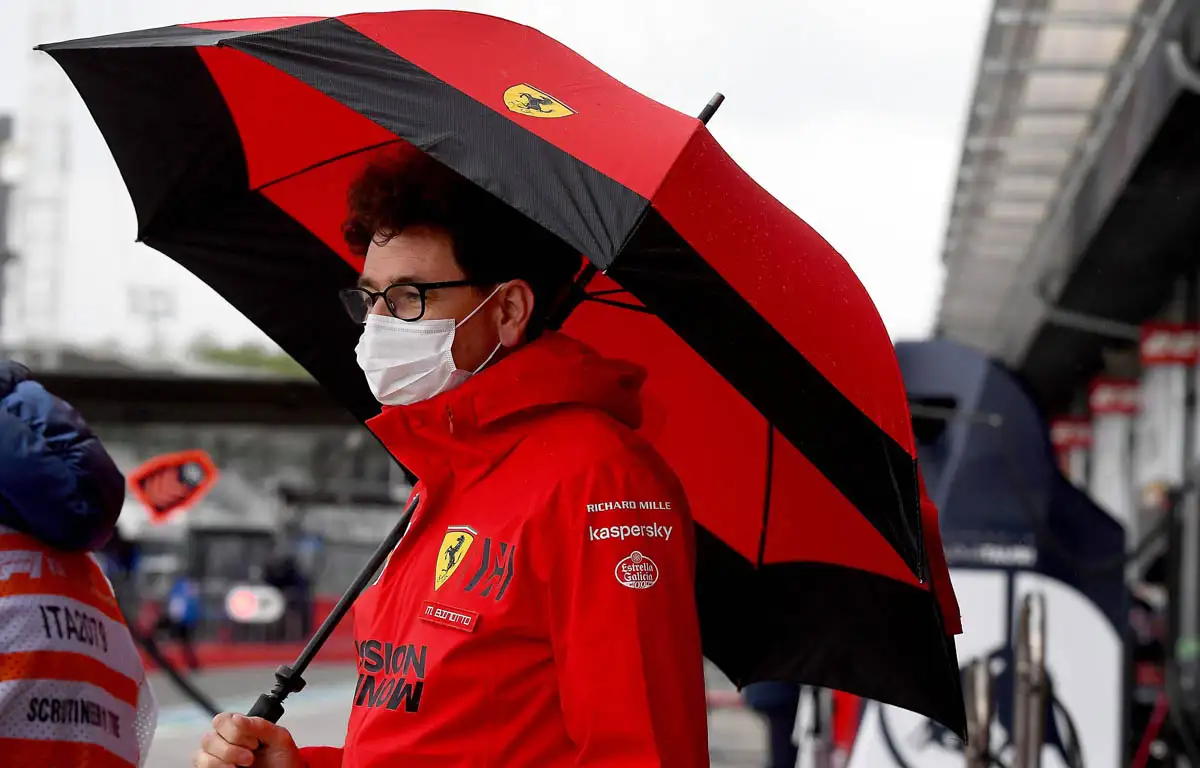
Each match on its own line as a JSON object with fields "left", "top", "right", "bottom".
{"left": 354, "top": 639, "right": 427, "bottom": 713}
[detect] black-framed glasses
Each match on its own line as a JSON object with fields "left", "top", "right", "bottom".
{"left": 338, "top": 279, "right": 491, "bottom": 324}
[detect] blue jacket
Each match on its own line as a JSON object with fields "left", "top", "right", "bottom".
{"left": 166, "top": 575, "right": 201, "bottom": 626}
{"left": 741, "top": 681, "right": 802, "bottom": 713}
{"left": 0, "top": 361, "right": 126, "bottom": 551}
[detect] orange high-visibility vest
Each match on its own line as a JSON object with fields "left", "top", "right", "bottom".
{"left": 0, "top": 525, "right": 156, "bottom": 767}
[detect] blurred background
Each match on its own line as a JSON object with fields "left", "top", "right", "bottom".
{"left": 3, "top": 0, "right": 1200, "bottom": 765}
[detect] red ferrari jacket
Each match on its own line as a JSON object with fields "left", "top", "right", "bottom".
{"left": 300, "top": 333, "right": 709, "bottom": 768}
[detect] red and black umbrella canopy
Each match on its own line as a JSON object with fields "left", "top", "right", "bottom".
{"left": 43, "top": 11, "right": 964, "bottom": 733}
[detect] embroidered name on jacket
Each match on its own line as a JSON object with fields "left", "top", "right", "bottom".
{"left": 354, "top": 640, "right": 427, "bottom": 713}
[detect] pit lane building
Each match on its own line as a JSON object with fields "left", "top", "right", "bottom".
{"left": 934, "top": 1, "right": 1200, "bottom": 764}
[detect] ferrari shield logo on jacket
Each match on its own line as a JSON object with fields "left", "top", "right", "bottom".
{"left": 433, "top": 526, "right": 475, "bottom": 591}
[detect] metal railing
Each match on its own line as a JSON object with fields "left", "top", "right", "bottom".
{"left": 964, "top": 657, "right": 996, "bottom": 768}
{"left": 961, "top": 591, "right": 1049, "bottom": 768}
{"left": 1013, "top": 593, "right": 1049, "bottom": 768}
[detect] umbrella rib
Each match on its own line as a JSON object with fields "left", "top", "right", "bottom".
{"left": 883, "top": 432, "right": 923, "bottom": 583}
{"left": 756, "top": 424, "right": 775, "bottom": 568}
{"left": 251, "top": 138, "right": 410, "bottom": 193}
{"left": 601, "top": 263, "right": 717, "bottom": 284}
{"left": 582, "top": 296, "right": 654, "bottom": 314}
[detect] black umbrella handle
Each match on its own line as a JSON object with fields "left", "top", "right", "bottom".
{"left": 246, "top": 494, "right": 419, "bottom": 723}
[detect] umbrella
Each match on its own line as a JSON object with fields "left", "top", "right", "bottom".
{"left": 42, "top": 11, "right": 964, "bottom": 733}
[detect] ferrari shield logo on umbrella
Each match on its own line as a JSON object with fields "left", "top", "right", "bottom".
{"left": 435, "top": 525, "right": 477, "bottom": 591}
{"left": 502, "top": 84, "right": 575, "bottom": 118}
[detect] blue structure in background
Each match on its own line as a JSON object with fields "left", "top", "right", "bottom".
{"left": 874, "top": 339, "right": 1128, "bottom": 767}
{"left": 897, "top": 339, "right": 1126, "bottom": 632}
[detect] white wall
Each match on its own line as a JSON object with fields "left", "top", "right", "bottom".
{"left": 845, "top": 569, "right": 1121, "bottom": 768}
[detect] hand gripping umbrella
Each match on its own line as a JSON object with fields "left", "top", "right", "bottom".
{"left": 41, "top": 11, "right": 965, "bottom": 734}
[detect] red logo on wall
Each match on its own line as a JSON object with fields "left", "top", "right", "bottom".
{"left": 1140, "top": 322, "right": 1200, "bottom": 366}
{"left": 1049, "top": 418, "right": 1092, "bottom": 450}
{"left": 1088, "top": 379, "right": 1139, "bottom": 415}
{"left": 128, "top": 449, "right": 220, "bottom": 525}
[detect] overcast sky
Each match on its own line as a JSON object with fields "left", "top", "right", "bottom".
{"left": 0, "top": 0, "right": 991, "bottom": 355}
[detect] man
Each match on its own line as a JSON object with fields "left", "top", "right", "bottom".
{"left": 264, "top": 549, "right": 312, "bottom": 642}
{"left": 195, "top": 150, "right": 709, "bottom": 767}
{"left": 741, "top": 682, "right": 802, "bottom": 768}
{"left": 0, "top": 360, "right": 158, "bottom": 766}
{"left": 98, "top": 526, "right": 143, "bottom": 620}
{"left": 152, "top": 568, "right": 203, "bottom": 671}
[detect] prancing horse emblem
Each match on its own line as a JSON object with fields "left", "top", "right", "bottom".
{"left": 502, "top": 84, "right": 576, "bottom": 119}
{"left": 435, "top": 525, "right": 477, "bottom": 591}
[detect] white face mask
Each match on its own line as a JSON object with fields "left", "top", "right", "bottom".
{"left": 355, "top": 285, "right": 504, "bottom": 406}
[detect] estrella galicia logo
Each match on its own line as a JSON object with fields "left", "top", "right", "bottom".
{"left": 463, "top": 538, "right": 516, "bottom": 601}
{"left": 615, "top": 551, "right": 659, "bottom": 589}
{"left": 354, "top": 639, "right": 426, "bottom": 713}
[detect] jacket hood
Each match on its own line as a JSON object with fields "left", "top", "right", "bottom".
{"left": 0, "top": 361, "right": 127, "bottom": 551}
{"left": 368, "top": 333, "right": 646, "bottom": 482}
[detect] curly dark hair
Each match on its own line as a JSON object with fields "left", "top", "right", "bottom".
{"left": 344, "top": 149, "right": 582, "bottom": 338}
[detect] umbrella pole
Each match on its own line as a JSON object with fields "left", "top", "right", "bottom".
{"left": 246, "top": 494, "right": 419, "bottom": 723}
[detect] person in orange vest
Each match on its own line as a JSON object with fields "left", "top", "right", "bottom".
{"left": 0, "top": 360, "right": 158, "bottom": 766}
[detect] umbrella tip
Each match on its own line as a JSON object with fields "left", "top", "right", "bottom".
{"left": 697, "top": 92, "right": 725, "bottom": 125}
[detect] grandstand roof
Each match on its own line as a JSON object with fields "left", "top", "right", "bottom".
{"left": 0, "top": 340, "right": 342, "bottom": 425}
{"left": 937, "top": 0, "right": 1182, "bottom": 363}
